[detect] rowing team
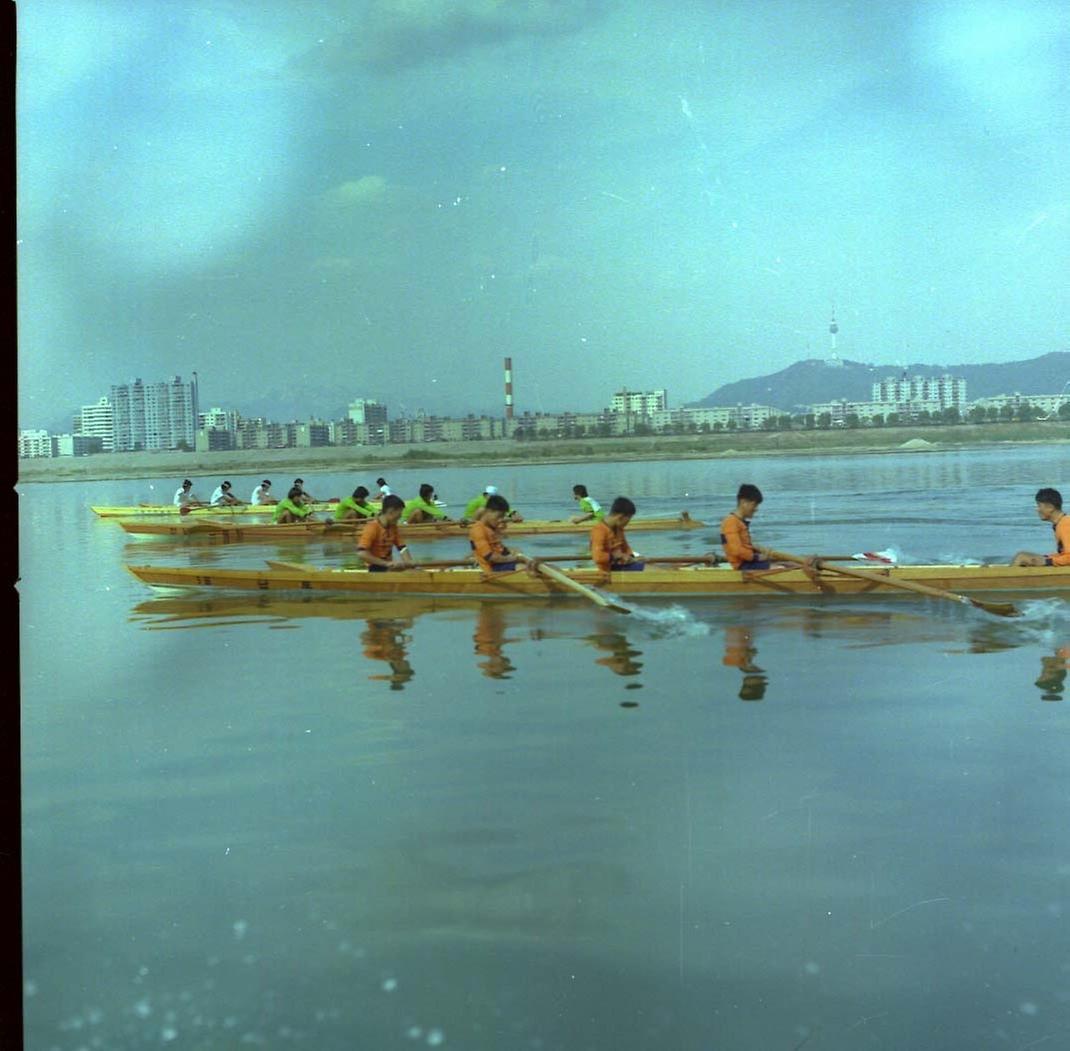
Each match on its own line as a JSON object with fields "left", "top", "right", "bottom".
{"left": 173, "top": 477, "right": 324, "bottom": 507}
{"left": 354, "top": 482, "right": 1070, "bottom": 575}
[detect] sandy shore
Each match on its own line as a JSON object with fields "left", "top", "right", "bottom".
{"left": 17, "top": 422, "right": 1070, "bottom": 483}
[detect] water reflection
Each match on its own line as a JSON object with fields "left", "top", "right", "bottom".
{"left": 361, "top": 618, "right": 415, "bottom": 690}
{"left": 722, "top": 625, "right": 767, "bottom": 701}
{"left": 1034, "top": 646, "right": 1070, "bottom": 702}
{"left": 585, "top": 632, "right": 643, "bottom": 685}
{"left": 473, "top": 602, "right": 516, "bottom": 679}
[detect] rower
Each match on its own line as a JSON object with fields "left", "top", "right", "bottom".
{"left": 173, "top": 478, "right": 207, "bottom": 507}
{"left": 591, "top": 496, "right": 644, "bottom": 572}
{"left": 210, "top": 480, "right": 243, "bottom": 506}
{"left": 464, "top": 485, "right": 523, "bottom": 524}
{"left": 570, "top": 484, "right": 604, "bottom": 524}
{"left": 293, "top": 477, "right": 318, "bottom": 504}
{"left": 357, "top": 494, "right": 414, "bottom": 571}
{"left": 334, "top": 486, "right": 377, "bottom": 522}
{"left": 719, "top": 484, "right": 808, "bottom": 571}
{"left": 251, "top": 479, "right": 278, "bottom": 505}
{"left": 274, "top": 486, "right": 314, "bottom": 524}
{"left": 404, "top": 483, "right": 451, "bottom": 524}
{"left": 1012, "top": 488, "right": 1070, "bottom": 566}
{"left": 469, "top": 494, "right": 536, "bottom": 574}
{"left": 374, "top": 477, "right": 393, "bottom": 500}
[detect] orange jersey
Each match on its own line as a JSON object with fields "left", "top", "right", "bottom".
{"left": 1052, "top": 516, "right": 1070, "bottom": 566}
{"left": 358, "top": 518, "right": 404, "bottom": 561}
{"left": 469, "top": 519, "right": 508, "bottom": 572}
{"left": 720, "top": 513, "right": 757, "bottom": 570}
{"left": 590, "top": 520, "right": 633, "bottom": 572}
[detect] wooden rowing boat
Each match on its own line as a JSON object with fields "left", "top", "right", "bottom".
{"left": 92, "top": 503, "right": 343, "bottom": 517}
{"left": 116, "top": 514, "right": 705, "bottom": 540}
{"left": 125, "top": 561, "right": 1070, "bottom": 598}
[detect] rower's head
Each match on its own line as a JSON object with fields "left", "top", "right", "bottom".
{"left": 419, "top": 483, "right": 435, "bottom": 502}
{"left": 376, "top": 477, "right": 388, "bottom": 487}
{"left": 181, "top": 479, "right": 192, "bottom": 490}
{"left": 221, "top": 481, "right": 232, "bottom": 492}
{"left": 1035, "top": 487, "right": 1063, "bottom": 520}
{"left": 287, "top": 485, "right": 304, "bottom": 502}
{"left": 261, "top": 480, "right": 271, "bottom": 489}
{"left": 736, "top": 483, "right": 763, "bottom": 518}
{"left": 484, "top": 485, "right": 498, "bottom": 496}
{"left": 572, "top": 484, "right": 588, "bottom": 500}
{"left": 483, "top": 493, "right": 510, "bottom": 525}
{"left": 294, "top": 478, "right": 304, "bottom": 487}
{"left": 379, "top": 493, "right": 405, "bottom": 523}
{"left": 609, "top": 496, "right": 636, "bottom": 525}
{"left": 353, "top": 486, "right": 369, "bottom": 501}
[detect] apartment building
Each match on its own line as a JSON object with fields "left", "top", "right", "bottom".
{"left": 111, "top": 375, "right": 199, "bottom": 451}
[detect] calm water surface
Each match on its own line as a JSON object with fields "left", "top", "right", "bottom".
{"left": 20, "top": 448, "right": 1070, "bottom": 1049}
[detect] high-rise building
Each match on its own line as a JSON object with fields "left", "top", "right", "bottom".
{"left": 348, "top": 399, "right": 388, "bottom": 444}
{"left": 110, "top": 375, "right": 199, "bottom": 451}
{"left": 871, "top": 374, "right": 966, "bottom": 409}
{"left": 75, "top": 396, "right": 114, "bottom": 451}
{"left": 610, "top": 389, "right": 668, "bottom": 415}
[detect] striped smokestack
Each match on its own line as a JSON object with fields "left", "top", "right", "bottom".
{"left": 504, "top": 357, "right": 514, "bottom": 420}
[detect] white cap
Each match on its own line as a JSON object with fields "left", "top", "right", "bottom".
{"left": 484, "top": 485, "right": 498, "bottom": 495}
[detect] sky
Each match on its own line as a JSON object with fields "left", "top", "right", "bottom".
{"left": 17, "top": 0, "right": 1070, "bottom": 429}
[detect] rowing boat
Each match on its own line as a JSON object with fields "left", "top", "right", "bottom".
{"left": 116, "top": 514, "right": 705, "bottom": 540}
{"left": 125, "top": 561, "right": 1070, "bottom": 598}
{"left": 92, "top": 503, "right": 343, "bottom": 517}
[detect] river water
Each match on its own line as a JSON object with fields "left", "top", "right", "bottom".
{"left": 20, "top": 446, "right": 1070, "bottom": 1049}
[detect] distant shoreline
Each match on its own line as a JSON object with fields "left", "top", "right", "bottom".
{"left": 17, "top": 422, "right": 1070, "bottom": 484}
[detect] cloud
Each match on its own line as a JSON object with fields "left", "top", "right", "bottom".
{"left": 322, "top": 175, "right": 390, "bottom": 207}
{"left": 308, "top": 0, "right": 607, "bottom": 73}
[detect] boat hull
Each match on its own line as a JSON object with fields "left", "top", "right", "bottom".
{"left": 117, "top": 515, "right": 705, "bottom": 540}
{"left": 125, "top": 562, "right": 1070, "bottom": 598}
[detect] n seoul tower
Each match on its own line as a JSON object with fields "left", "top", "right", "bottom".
{"left": 827, "top": 309, "right": 842, "bottom": 366}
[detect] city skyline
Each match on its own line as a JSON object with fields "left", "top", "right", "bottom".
{"left": 18, "top": 1, "right": 1070, "bottom": 431}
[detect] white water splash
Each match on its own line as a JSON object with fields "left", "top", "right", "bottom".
{"left": 625, "top": 604, "right": 711, "bottom": 637}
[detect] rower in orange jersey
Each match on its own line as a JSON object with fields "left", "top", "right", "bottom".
{"left": 720, "top": 484, "right": 773, "bottom": 570}
{"left": 468, "top": 494, "right": 537, "bottom": 575}
{"left": 1011, "top": 488, "right": 1070, "bottom": 567}
{"left": 591, "top": 497, "right": 644, "bottom": 572}
{"left": 357, "top": 494, "right": 415, "bottom": 571}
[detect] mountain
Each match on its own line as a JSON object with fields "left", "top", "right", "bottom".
{"left": 689, "top": 351, "right": 1070, "bottom": 412}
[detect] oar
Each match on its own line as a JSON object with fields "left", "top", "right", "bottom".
{"left": 765, "top": 548, "right": 1020, "bottom": 618}
{"left": 514, "top": 550, "right": 631, "bottom": 614}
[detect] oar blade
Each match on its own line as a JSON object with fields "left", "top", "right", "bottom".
{"left": 970, "top": 597, "right": 1021, "bottom": 618}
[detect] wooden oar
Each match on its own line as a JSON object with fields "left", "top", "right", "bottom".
{"left": 513, "top": 549, "right": 631, "bottom": 613}
{"left": 765, "top": 549, "right": 1020, "bottom": 618}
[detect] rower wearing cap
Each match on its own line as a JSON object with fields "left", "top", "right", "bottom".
{"left": 251, "top": 479, "right": 277, "bottom": 505}
{"left": 1012, "top": 488, "right": 1070, "bottom": 567}
{"left": 334, "top": 486, "right": 377, "bottom": 521}
{"left": 210, "top": 480, "right": 243, "bottom": 506}
{"left": 404, "top": 483, "right": 451, "bottom": 524}
{"left": 357, "top": 495, "right": 414, "bottom": 571}
{"left": 274, "top": 486, "right": 314, "bottom": 524}
{"left": 173, "top": 479, "right": 207, "bottom": 507}
{"left": 591, "top": 497, "right": 644, "bottom": 572}
{"left": 469, "top": 495, "right": 535, "bottom": 574}
{"left": 464, "top": 485, "right": 523, "bottom": 523}
{"left": 570, "top": 484, "right": 604, "bottom": 524}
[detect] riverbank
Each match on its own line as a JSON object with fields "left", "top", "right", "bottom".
{"left": 16, "top": 421, "right": 1070, "bottom": 483}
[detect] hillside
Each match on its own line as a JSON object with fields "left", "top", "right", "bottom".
{"left": 690, "top": 351, "right": 1070, "bottom": 411}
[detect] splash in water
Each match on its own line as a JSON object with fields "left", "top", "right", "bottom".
{"left": 624, "top": 603, "right": 711, "bottom": 637}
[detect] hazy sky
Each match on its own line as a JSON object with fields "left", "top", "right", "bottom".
{"left": 17, "top": 0, "right": 1070, "bottom": 426}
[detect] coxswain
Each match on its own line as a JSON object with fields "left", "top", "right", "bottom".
{"left": 404, "top": 483, "right": 451, "bottom": 524}
{"left": 251, "top": 479, "right": 277, "bottom": 505}
{"left": 1012, "top": 488, "right": 1070, "bottom": 566}
{"left": 570, "top": 484, "right": 604, "bottom": 524}
{"left": 210, "top": 480, "right": 243, "bottom": 506}
{"left": 334, "top": 486, "right": 377, "bottom": 522}
{"left": 591, "top": 497, "right": 644, "bottom": 572}
{"left": 173, "top": 479, "right": 207, "bottom": 507}
{"left": 274, "top": 486, "right": 314, "bottom": 524}
{"left": 469, "top": 494, "right": 536, "bottom": 574}
{"left": 357, "top": 494, "right": 414, "bottom": 571}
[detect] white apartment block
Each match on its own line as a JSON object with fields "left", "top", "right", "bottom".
{"left": 970, "top": 393, "right": 1070, "bottom": 414}
{"left": 199, "top": 406, "right": 240, "bottom": 431}
{"left": 111, "top": 375, "right": 199, "bottom": 451}
{"left": 610, "top": 389, "right": 668, "bottom": 415}
{"left": 76, "top": 397, "right": 114, "bottom": 451}
{"left": 18, "top": 429, "right": 52, "bottom": 458}
{"left": 871, "top": 374, "right": 966, "bottom": 409}
{"left": 653, "top": 405, "right": 779, "bottom": 430}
